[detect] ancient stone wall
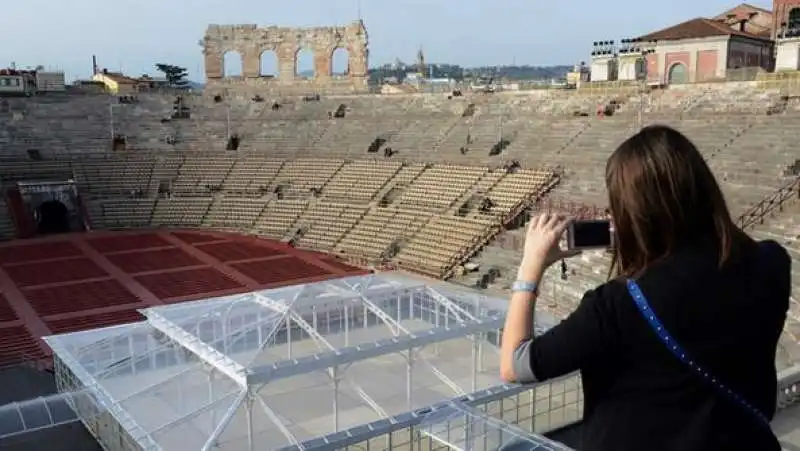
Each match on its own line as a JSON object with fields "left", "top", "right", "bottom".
{"left": 201, "top": 21, "right": 369, "bottom": 96}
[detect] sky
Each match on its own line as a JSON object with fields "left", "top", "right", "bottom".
{"left": 0, "top": 0, "right": 773, "bottom": 82}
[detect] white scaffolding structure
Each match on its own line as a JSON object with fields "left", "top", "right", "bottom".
{"left": 43, "top": 272, "right": 557, "bottom": 451}
{"left": 419, "top": 402, "right": 574, "bottom": 451}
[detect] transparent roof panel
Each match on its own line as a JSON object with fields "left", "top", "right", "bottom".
{"left": 248, "top": 333, "right": 504, "bottom": 445}
{"left": 43, "top": 272, "right": 533, "bottom": 451}
{"left": 0, "top": 390, "right": 93, "bottom": 439}
{"left": 132, "top": 272, "right": 453, "bottom": 372}
{"left": 420, "top": 403, "right": 574, "bottom": 451}
{"left": 45, "top": 321, "right": 245, "bottom": 448}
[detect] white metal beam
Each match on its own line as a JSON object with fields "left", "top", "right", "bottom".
{"left": 45, "top": 339, "right": 163, "bottom": 451}
{"left": 286, "top": 283, "right": 428, "bottom": 313}
{"left": 273, "top": 380, "right": 548, "bottom": 451}
{"left": 251, "top": 294, "right": 390, "bottom": 419}
{"left": 239, "top": 286, "right": 305, "bottom": 368}
{"left": 96, "top": 308, "right": 281, "bottom": 385}
{"left": 418, "top": 402, "right": 573, "bottom": 451}
{"left": 200, "top": 390, "right": 248, "bottom": 451}
{"left": 247, "top": 315, "right": 505, "bottom": 385}
{"left": 426, "top": 288, "right": 477, "bottom": 322}
{"left": 342, "top": 285, "right": 466, "bottom": 396}
{"left": 253, "top": 392, "right": 304, "bottom": 449}
{"left": 107, "top": 312, "right": 282, "bottom": 404}
{"left": 148, "top": 389, "right": 242, "bottom": 437}
{"left": 146, "top": 310, "right": 248, "bottom": 387}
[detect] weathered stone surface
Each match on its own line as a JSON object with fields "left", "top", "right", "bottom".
{"left": 202, "top": 21, "right": 369, "bottom": 95}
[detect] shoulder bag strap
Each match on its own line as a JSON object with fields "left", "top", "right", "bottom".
{"left": 626, "top": 279, "right": 770, "bottom": 426}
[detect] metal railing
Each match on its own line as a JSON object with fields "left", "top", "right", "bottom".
{"left": 737, "top": 175, "right": 800, "bottom": 230}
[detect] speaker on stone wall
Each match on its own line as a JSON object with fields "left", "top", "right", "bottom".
{"left": 226, "top": 134, "right": 240, "bottom": 151}
{"left": 112, "top": 134, "right": 127, "bottom": 151}
{"left": 334, "top": 104, "right": 346, "bottom": 118}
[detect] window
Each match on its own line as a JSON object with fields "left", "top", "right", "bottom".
{"left": 12, "top": 79, "right": 19, "bottom": 86}
{"left": 789, "top": 7, "right": 800, "bottom": 30}
{"left": 0, "top": 78, "right": 8, "bottom": 86}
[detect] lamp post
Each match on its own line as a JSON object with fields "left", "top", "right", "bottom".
{"left": 637, "top": 47, "right": 655, "bottom": 130}
{"left": 226, "top": 104, "right": 232, "bottom": 139}
{"left": 108, "top": 103, "right": 122, "bottom": 139}
{"left": 620, "top": 38, "right": 656, "bottom": 130}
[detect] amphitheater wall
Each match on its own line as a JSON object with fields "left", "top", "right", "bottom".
{"left": 202, "top": 21, "right": 369, "bottom": 96}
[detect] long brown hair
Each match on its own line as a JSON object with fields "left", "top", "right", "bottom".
{"left": 605, "top": 125, "right": 750, "bottom": 279}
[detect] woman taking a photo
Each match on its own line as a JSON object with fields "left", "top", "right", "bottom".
{"left": 500, "top": 125, "right": 790, "bottom": 451}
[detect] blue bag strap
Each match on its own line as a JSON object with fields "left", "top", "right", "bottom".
{"left": 626, "top": 279, "right": 770, "bottom": 426}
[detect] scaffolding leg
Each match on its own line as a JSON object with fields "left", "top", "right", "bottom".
{"left": 472, "top": 332, "right": 479, "bottom": 392}
{"left": 406, "top": 349, "right": 415, "bottom": 411}
{"left": 286, "top": 316, "right": 292, "bottom": 359}
{"left": 246, "top": 395, "right": 254, "bottom": 451}
{"left": 333, "top": 366, "right": 340, "bottom": 432}
{"left": 208, "top": 370, "right": 215, "bottom": 431}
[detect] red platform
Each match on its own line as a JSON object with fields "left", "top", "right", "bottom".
{"left": 0, "top": 230, "right": 368, "bottom": 368}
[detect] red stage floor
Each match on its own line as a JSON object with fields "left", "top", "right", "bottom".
{"left": 0, "top": 230, "right": 368, "bottom": 368}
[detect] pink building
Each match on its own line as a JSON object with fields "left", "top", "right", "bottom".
{"left": 639, "top": 16, "right": 773, "bottom": 84}
{"left": 590, "top": 3, "right": 787, "bottom": 85}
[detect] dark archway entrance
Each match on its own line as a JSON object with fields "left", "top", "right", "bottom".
{"left": 36, "top": 200, "right": 70, "bottom": 234}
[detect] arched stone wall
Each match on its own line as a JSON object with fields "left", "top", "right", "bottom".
{"left": 202, "top": 21, "right": 369, "bottom": 94}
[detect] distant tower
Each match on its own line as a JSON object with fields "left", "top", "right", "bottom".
{"left": 416, "top": 46, "right": 427, "bottom": 76}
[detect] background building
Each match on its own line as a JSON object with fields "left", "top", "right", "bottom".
{"left": 91, "top": 70, "right": 141, "bottom": 94}
{"left": 589, "top": 2, "right": 796, "bottom": 84}
{"left": 639, "top": 17, "right": 773, "bottom": 84}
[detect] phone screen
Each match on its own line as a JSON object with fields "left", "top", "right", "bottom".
{"left": 572, "top": 220, "right": 612, "bottom": 248}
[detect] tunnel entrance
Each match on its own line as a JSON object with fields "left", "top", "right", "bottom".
{"left": 36, "top": 200, "right": 71, "bottom": 234}
{"left": 13, "top": 180, "right": 86, "bottom": 238}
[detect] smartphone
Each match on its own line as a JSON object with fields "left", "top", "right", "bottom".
{"left": 566, "top": 219, "right": 613, "bottom": 251}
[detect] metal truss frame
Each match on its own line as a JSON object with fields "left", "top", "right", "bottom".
{"left": 251, "top": 293, "right": 390, "bottom": 424}
{"left": 41, "top": 274, "right": 507, "bottom": 450}
{"left": 247, "top": 311, "right": 504, "bottom": 385}
{"left": 341, "top": 281, "right": 467, "bottom": 396}
{"left": 44, "top": 338, "right": 164, "bottom": 451}
{"left": 32, "top": 271, "right": 800, "bottom": 451}
{"left": 418, "top": 402, "right": 574, "bottom": 451}
{"left": 146, "top": 310, "right": 249, "bottom": 387}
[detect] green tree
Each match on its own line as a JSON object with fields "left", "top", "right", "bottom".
{"left": 155, "top": 63, "right": 189, "bottom": 88}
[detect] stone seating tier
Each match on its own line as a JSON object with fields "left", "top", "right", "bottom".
{"left": 0, "top": 157, "right": 557, "bottom": 279}
{"left": 453, "top": 190, "right": 800, "bottom": 373}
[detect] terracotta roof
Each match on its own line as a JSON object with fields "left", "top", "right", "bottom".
{"left": 639, "top": 17, "right": 770, "bottom": 42}
{"left": 740, "top": 3, "right": 772, "bottom": 14}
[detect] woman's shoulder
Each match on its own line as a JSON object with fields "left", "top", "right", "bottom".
{"left": 580, "top": 278, "right": 631, "bottom": 313}
{"left": 755, "top": 239, "right": 792, "bottom": 297}
{"left": 756, "top": 239, "right": 791, "bottom": 268}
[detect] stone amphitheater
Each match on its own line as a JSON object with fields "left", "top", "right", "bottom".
{"left": 0, "top": 84, "right": 798, "bottom": 375}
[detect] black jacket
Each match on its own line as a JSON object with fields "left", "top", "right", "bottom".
{"left": 525, "top": 240, "right": 790, "bottom": 451}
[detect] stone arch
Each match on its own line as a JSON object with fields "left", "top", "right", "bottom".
{"left": 667, "top": 62, "right": 688, "bottom": 84}
{"left": 260, "top": 49, "right": 279, "bottom": 78}
{"left": 202, "top": 22, "right": 369, "bottom": 92}
{"left": 331, "top": 47, "right": 349, "bottom": 77}
{"left": 223, "top": 50, "right": 243, "bottom": 77}
{"left": 295, "top": 47, "right": 315, "bottom": 79}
